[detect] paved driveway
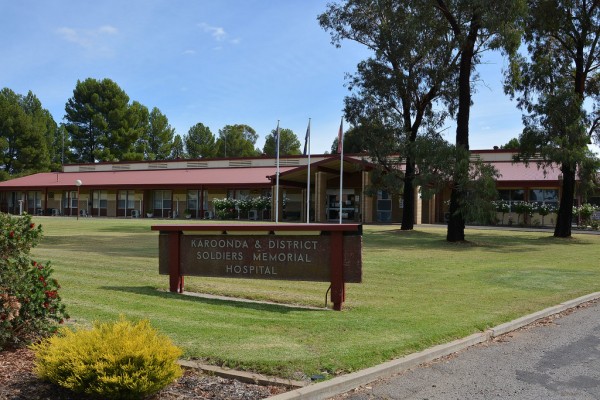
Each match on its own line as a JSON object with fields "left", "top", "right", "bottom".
{"left": 336, "top": 301, "right": 600, "bottom": 400}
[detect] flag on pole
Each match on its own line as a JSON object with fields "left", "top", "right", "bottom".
{"left": 275, "top": 121, "right": 280, "bottom": 223}
{"left": 305, "top": 118, "right": 311, "bottom": 223}
{"left": 303, "top": 121, "right": 310, "bottom": 156}
{"left": 274, "top": 123, "right": 280, "bottom": 158}
{"left": 337, "top": 118, "right": 343, "bottom": 154}
{"left": 338, "top": 117, "right": 344, "bottom": 224}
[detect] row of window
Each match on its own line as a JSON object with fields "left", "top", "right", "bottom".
{"left": 498, "top": 189, "right": 559, "bottom": 211}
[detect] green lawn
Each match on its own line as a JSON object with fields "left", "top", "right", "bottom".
{"left": 31, "top": 217, "right": 600, "bottom": 378}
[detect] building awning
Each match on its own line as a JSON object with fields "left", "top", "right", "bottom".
{"left": 269, "top": 155, "right": 374, "bottom": 187}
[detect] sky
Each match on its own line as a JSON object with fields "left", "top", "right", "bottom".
{"left": 3, "top": 1, "right": 592, "bottom": 156}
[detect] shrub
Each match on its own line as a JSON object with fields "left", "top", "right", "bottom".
{"left": 536, "top": 203, "right": 555, "bottom": 226}
{"left": 253, "top": 195, "right": 271, "bottom": 211}
{"left": 31, "top": 317, "right": 183, "bottom": 399}
{"left": 213, "top": 197, "right": 237, "bottom": 219}
{"left": 513, "top": 201, "right": 535, "bottom": 225}
{"left": 492, "top": 200, "right": 510, "bottom": 225}
{"left": 573, "top": 203, "right": 599, "bottom": 228}
{"left": 0, "top": 213, "right": 68, "bottom": 348}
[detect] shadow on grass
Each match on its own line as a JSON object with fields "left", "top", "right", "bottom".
{"left": 39, "top": 234, "right": 157, "bottom": 258}
{"left": 365, "top": 227, "right": 596, "bottom": 253}
{"left": 101, "top": 285, "right": 327, "bottom": 314}
{"left": 96, "top": 224, "right": 153, "bottom": 233}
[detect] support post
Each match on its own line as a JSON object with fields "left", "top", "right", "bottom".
{"left": 168, "top": 231, "right": 184, "bottom": 293}
{"left": 330, "top": 231, "right": 345, "bottom": 311}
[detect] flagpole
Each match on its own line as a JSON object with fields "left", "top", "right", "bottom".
{"left": 338, "top": 117, "right": 344, "bottom": 224}
{"left": 275, "top": 120, "right": 280, "bottom": 223}
{"left": 306, "top": 118, "right": 311, "bottom": 224}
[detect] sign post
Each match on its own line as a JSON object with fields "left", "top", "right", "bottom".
{"left": 152, "top": 224, "right": 362, "bottom": 311}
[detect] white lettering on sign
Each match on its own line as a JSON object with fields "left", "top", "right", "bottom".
{"left": 191, "top": 239, "right": 250, "bottom": 249}
{"left": 196, "top": 251, "right": 242, "bottom": 261}
{"left": 225, "top": 265, "right": 277, "bottom": 275}
{"left": 268, "top": 239, "right": 319, "bottom": 250}
{"left": 252, "top": 252, "right": 312, "bottom": 263}
{"left": 186, "top": 236, "right": 325, "bottom": 278}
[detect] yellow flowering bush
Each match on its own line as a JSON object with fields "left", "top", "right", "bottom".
{"left": 31, "top": 317, "right": 182, "bottom": 399}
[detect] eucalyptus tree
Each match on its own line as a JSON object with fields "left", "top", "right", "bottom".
{"left": 330, "top": 125, "right": 366, "bottom": 154}
{"left": 320, "top": 0, "right": 460, "bottom": 230}
{"left": 184, "top": 122, "right": 216, "bottom": 159}
{"left": 263, "top": 128, "right": 301, "bottom": 156}
{"left": 505, "top": 0, "right": 600, "bottom": 237}
{"left": 433, "top": 0, "right": 525, "bottom": 241}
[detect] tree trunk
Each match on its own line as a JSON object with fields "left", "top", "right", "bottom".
{"left": 401, "top": 158, "right": 415, "bottom": 230}
{"left": 446, "top": 184, "right": 465, "bottom": 241}
{"left": 554, "top": 164, "right": 575, "bottom": 237}
{"left": 446, "top": 17, "right": 479, "bottom": 242}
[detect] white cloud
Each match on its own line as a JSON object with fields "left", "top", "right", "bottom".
{"left": 56, "top": 25, "right": 119, "bottom": 51}
{"left": 56, "top": 27, "right": 91, "bottom": 47}
{"left": 182, "top": 49, "right": 196, "bottom": 55}
{"left": 198, "top": 22, "right": 227, "bottom": 41}
{"left": 98, "top": 25, "right": 118, "bottom": 35}
{"left": 197, "top": 22, "right": 240, "bottom": 45}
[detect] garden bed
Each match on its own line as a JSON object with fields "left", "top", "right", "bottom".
{"left": 0, "top": 347, "right": 287, "bottom": 400}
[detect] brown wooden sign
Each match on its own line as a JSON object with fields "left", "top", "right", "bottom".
{"left": 159, "top": 234, "right": 361, "bottom": 282}
{"left": 152, "top": 224, "right": 363, "bottom": 310}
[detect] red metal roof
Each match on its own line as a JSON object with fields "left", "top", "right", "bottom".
{"left": 0, "top": 167, "right": 296, "bottom": 190}
{"left": 493, "top": 161, "right": 562, "bottom": 182}
{"left": 0, "top": 159, "right": 566, "bottom": 191}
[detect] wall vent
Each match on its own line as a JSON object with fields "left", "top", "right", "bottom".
{"left": 79, "top": 166, "right": 96, "bottom": 172}
{"left": 186, "top": 161, "right": 208, "bottom": 168}
{"left": 112, "top": 165, "right": 131, "bottom": 170}
{"left": 279, "top": 159, "right": 300, "bottom": 166}
{"left": 148, "top": 163, "right": 168, "bottom": 169}
{"left": 229, "top": 160, "right": 252, "bottom": 167}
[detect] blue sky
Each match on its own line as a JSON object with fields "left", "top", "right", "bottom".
{"left": 2, "top": 1, "right": 540, "bottom": 155}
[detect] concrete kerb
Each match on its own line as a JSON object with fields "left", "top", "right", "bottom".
{"left": 267, "top": 291, "right": 600, "bottom": 400}
{"left": 178, "top": 360, "right": 306, "bottom": 389}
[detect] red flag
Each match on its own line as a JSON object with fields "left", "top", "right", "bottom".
{"left": 337, "top": 118, "right": 343, "bottom": 154}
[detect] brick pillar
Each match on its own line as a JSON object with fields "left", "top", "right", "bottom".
{"left": 270, "top": 186, "right": 283, "bottom": 222}
{"left": 415, "top": 186, "right": 422, "bottom": 225}
{"left": 315, "top": 172, "right": 327, "bottom": 222}
{"left": 362, "top": 171, "right": 373, "bottom": 223}
{"left": 300, "top": 189, "right": 306, "bottom": 222}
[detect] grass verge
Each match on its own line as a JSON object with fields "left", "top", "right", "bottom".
{"left": 31, "top": 217, "right": 600, "bottom": 379}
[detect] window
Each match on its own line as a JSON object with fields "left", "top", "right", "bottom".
{"left": 529, "top": 189, "right": 558, "bottom": 207}
{"left": 61, "top": 191, "right": 78, "bottom": 209}
{"left": 27, "top": 191, "right": 42, "bottom": 210}
{"left": 498, "top": 189, "right": 525, "bottom": 211}
{"left": 118, "top": 190, "right": 135, "bottom": 210}
{"left": 93, "top": 190, "right": 108, "bottom": 209}
{"left": 187, "top": 190, "right": 198, "bottom": 212}
{"left": 153, "top": 190, "right": 172, "bottom": 210}
{"left": 187, "top": 190, "right": 207, "bottom": 212}
{"left": 377, "top": 190, "right": 392, "bottom": 222}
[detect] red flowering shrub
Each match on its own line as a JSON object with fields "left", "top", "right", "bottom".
{"left": 0, "top": 212, "right": 68, "bottom": 348}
